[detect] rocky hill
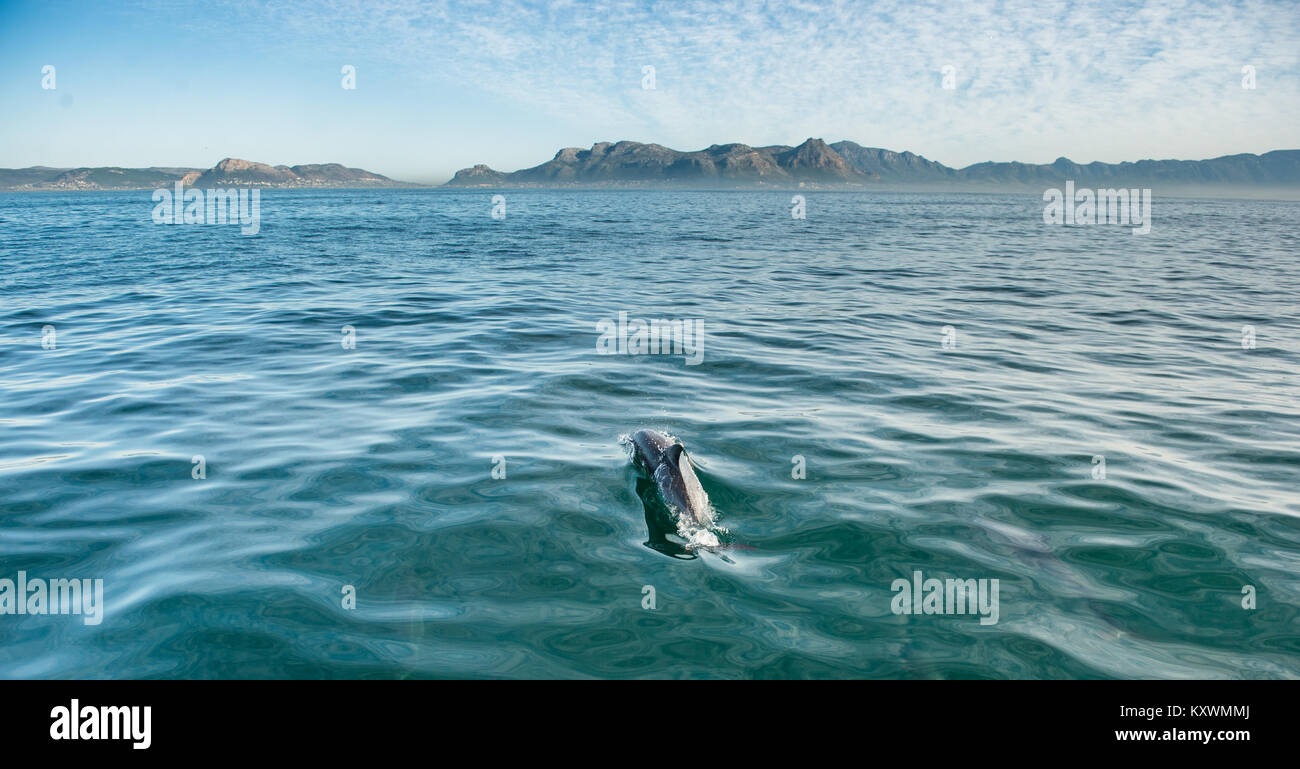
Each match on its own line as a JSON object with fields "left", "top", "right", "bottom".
{"left": 446, "top": 139, "right": 1300, "bottom": 191}
{"left": 0, "top": 159, "right": 411, "bottom": 190}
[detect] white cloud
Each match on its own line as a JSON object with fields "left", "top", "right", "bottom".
{"left": 228, "top": 0, "right": 1300, "bottom": 168}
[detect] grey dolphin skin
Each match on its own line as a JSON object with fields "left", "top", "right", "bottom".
{"left": 629, "top": 429, "right": 715, "bottom": 534}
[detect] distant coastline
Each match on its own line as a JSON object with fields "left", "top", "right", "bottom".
{"left": 446, "top": 138, "right": 1300, "bottom": 194}
{"left": 4, "top": 140, "right": 1299, "bottom": 195}
{"left": 0, "top": 158, "right": 419, "bottom": 192}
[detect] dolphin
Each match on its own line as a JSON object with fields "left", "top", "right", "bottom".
{"left": 627, "top": 429, "right": 719, "bottom": 548}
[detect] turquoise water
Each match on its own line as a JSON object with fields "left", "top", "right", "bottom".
{"left": 1, "top": 189, "right": 1298, "bottom": 678}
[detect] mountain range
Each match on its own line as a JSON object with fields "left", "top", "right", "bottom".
{"left": 4, "top": 141, "right": 1299, "bottom": 193}
{"left": 0, "top": 158, "right": 407, "bottom": 191}
{"left": 447, "top": 138, "right": 1300, "bottom": 193}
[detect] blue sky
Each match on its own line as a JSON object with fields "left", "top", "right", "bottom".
{"left": 2, "top": 0, "right": 1297, "bottom": 183}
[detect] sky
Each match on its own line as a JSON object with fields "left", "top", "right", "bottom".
{"left": 1, "top": 0, "right": 1297, "bottom": 183}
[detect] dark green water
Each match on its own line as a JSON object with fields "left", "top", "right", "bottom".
{"left": 1, "top": 189, "right": 1298, "bottom": 678}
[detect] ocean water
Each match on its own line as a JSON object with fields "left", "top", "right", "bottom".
{"left": 1, "top": 188, "right": 1298, "bottom": 679}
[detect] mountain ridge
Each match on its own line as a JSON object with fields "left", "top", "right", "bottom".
{"left": 0, "top": 158, "right": 412, "bottom": 191}
{"left": 445, "top": 139, "right": 1300, "bottom": 191}
{"left": 4, "top": 144, "right": 1298, "bottom": 192}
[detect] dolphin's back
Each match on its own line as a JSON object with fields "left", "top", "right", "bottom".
{"left": 630, "top": 429, "right": 714, "bottom": 532}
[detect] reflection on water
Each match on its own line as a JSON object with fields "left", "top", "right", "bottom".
{"left": 1, "top": 189, "right": 1299, "bottom": 679}
{"left": 634, "top": 471, "right": 696, "bottom": 560}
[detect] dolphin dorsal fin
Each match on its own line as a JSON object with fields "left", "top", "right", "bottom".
{"left": 663, "top": 443, "right": 685, "bottom": 469}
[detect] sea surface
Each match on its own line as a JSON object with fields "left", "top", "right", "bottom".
{"left": 1, "top": 189, "right": 1298, "bottom": 679}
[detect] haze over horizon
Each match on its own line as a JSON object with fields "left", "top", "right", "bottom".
{"left": 3, "top": 0, "right": 1298, "bottom": 184}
